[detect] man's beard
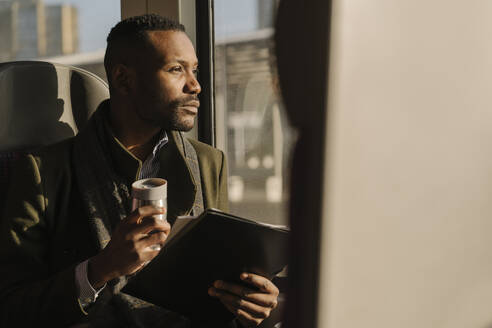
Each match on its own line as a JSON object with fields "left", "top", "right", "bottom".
{"left": 152, "top": 95, "right": 199, "bottom": 131}
{"left": 167, "top": 108, "right": 195, "bottom": 131}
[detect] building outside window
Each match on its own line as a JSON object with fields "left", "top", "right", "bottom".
{"left": 0, "top": 0, "right": 120, "bottom": 80}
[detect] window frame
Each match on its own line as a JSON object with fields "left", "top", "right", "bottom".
{"left": 195, "top": 0, "right": 216, "bottom": 146}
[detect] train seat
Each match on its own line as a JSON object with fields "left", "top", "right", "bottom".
{"left": 0, "top": 61, "right": 109, "bottom": 212}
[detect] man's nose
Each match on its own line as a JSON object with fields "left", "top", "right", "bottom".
{"left": 184, "top": 73, "right": 201, "bottom": 94}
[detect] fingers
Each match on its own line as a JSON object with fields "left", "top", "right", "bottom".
{"left": 139, "top": 231, "right": 168, "bottom": 248}
{"left": 133, "top": 216, "right": 171, "bottom": 236}
{"left": 209, "top": 287, "right": 273, "bottom": 319}
{"left": 208, "top": 273, "right": 280, "bottom": 327}
{"left": 133, "top": 246, "right": 161, "bottom": 262}
{"left": 211, "top": 280, "right": 278, "bottom": 308}
{"left": 236, "top": 308, "right": 266, "bottom": 328}
{"left": 126, "top": 205, "right": 166, "bottom": 224}
{"left": 122, "top": 205, "right": 170, "bottom": 236}
{"left": 240, "top": 273, "right": 279, "bottom": 296}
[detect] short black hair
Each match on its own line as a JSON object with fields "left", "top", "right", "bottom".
{"left": 104, "top": 14, "right": 186, "bottom": 87}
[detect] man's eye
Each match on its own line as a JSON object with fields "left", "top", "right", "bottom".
{"left": 170, "top": 66, "right": 183, "bottom": 73}
{"left": 192, "top": 68, "right": 199, "bottom": 76}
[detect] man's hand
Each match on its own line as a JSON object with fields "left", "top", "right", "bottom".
{"left": 88, "top": 205, "right": 170, "bottom": 288}
{"left": 208, "top": 273, "right": 279, "bottom": 327}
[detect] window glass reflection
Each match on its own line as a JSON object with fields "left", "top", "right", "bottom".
{"left": 214, "top": 0, "right": 295, "bottom": 225}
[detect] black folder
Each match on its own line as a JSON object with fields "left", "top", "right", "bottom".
{"left": 122, "top": 208, "right": 289, "bottom": 324}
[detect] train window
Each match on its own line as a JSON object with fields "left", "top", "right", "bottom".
{"left": 0, "top": 0, "right": 295, "bottom": 226}
{"left": 0, "top": 0, "right": 120, "bottom": 80}
{"left": 214, "top": 0, "right": 295, "bottom": 225}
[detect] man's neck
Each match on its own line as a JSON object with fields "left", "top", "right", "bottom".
{"left": 125, "top": 133, "right": 161, "bottom": 162}
{"left": 108, "top": 99, "right": 161, "bottom": 162}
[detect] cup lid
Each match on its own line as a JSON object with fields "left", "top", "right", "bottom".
{"left": 131, "top": 178, "right": 167, "bottom": 200}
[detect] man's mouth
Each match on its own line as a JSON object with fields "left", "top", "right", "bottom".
{"left": 179, "top": 100, "right": 200, "bottom": 114}
{"left": 183, "top": 100, "right": 200, "bottom": 108}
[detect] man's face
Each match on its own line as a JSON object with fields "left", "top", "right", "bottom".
{"left": 131, "top": 30, "right": 201, "bottom": 131}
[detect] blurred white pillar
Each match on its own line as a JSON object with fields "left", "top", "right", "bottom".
{"left": 319, "top": 1, "right": 492, "bottom": 327}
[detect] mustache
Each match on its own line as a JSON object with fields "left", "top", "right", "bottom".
{"left": 170, "top": 95, "right": 200, "bottom": 108}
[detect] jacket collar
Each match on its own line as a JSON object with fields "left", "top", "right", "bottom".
{"left": 157, "top": 131, "right": 197, "bottom": 223}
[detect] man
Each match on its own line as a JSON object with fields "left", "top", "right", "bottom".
{"left": 0, "top": 14, "right": 278, "bottom": 327}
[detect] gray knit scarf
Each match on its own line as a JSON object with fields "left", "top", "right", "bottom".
{"left": 72, "top": 102, "right": 203, "bottom": 328}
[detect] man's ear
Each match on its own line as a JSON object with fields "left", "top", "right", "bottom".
{"left": 111, "top": 64, "right": 136, "bottom": 95}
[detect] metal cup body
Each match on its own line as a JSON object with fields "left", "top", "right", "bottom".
{"left": 131, "top": 178, "right": 168, "bottom": 251}
{"left": 132, "top": 198, "right": 167, "bottom": 251}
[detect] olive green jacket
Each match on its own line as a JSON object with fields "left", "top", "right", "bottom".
{"left": 0, "top": 130, "right": 228, "bottom": 327}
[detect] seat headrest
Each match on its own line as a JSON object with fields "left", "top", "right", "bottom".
{"left": 0, "top": 61, "right": 109, "bottom": 152}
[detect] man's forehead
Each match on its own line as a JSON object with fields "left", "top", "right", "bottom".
{"left": 146, "top": 30, "right": 197, "bottom": 63}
